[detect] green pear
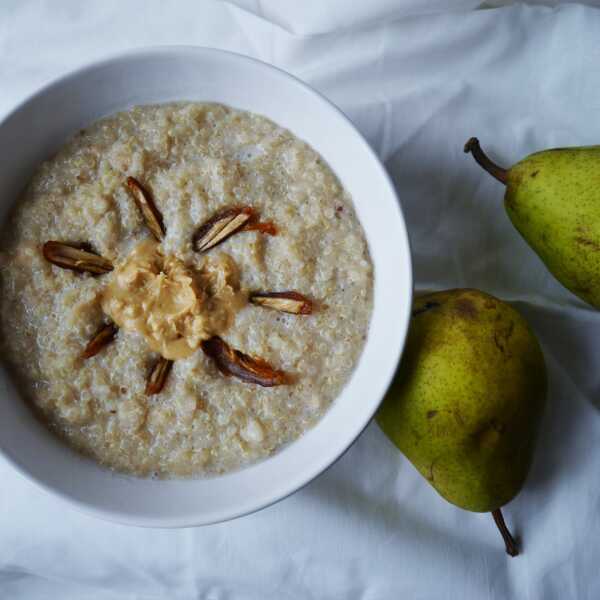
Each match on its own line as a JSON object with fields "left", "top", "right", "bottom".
{"left": 465, "top": 138, "right": 600, "bottom": 308}
{"left": 377, "top": 289, "right": 547, "bottom": 556}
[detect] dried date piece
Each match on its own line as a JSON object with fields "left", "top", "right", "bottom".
{"left": 82, "top": 323, "right": 119, "bottom": 359}
{"left": 193, "top": 206, "right": 277, "bottom": 252}
{"left": 241, "top": 217, "right": 277, "bottom": 236}
{"left": 249, "top": 291, "right": 313, "bottom": 315}
{"left": 43, "top": 241, "right": 113, "bottom": 274}
{"left": 201, "top": 336, "right": 289, "bottom": 387}
{"left": 126, "top": 177, "right": 166, "bottom": 241}
{"left": 193, "top": 207, "right": 254, "bottom": 252}
{"left": 145, "top": 357, "right": 174, "bottom": 395}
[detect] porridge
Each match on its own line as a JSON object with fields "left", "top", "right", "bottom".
{"left": 0, "top": 102, "right": 373, "bottom": 477}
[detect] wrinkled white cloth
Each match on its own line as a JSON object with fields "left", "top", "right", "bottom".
{"left": 227, "top": 0, "right": 600, "bottom": 34}
{"left": 2, "top": 1, "right": 600, "bottom": 598}
{"left": 226, "top": 0, "right": 485, "bottom": 35}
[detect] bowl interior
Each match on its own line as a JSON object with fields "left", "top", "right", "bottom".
{"left": 0, "top": 47, "right": 412, "bottom": 527}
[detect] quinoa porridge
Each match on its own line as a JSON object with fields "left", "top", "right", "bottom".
{"left": 0, "top": 102, "right": 373, "bottom": 477}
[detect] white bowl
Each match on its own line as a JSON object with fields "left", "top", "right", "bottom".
{"left": 0, "top": 47, "right": 412, "bottom": 527}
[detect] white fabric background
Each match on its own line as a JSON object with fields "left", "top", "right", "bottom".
{"left": 2, "top": 1, "right": 600, "bottom": 598}
{"left": 228, "top": 0, "right": 600, "bottom": 33}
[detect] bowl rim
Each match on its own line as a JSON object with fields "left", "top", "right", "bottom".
{"left": 0, "top": 45, "right": 413, "bottom": 527}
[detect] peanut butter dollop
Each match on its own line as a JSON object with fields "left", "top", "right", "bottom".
{"left": 101, "top": 239, "right": 242, "bottom": 360}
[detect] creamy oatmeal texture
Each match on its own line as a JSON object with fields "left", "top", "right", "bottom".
{"left": 0, "top": 103, "right": 373, "bottom": 477}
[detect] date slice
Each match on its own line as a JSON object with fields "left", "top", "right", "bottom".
{"left": 241, "top": 219, "right": 277, "bottom": 236}
{"left": 126, "top": 177, "right": 166, "bottom": 241}
{"left": 193, "top": 207, "right": 254, "bottom": 252}
{"left": 145, "top": 357, "right": 174, "bottom": 395}
{"left": 43, "top": 241, "right": 113, "bottom": 274}
{"left": 250, "top": 291, "right": 313, "bottom": 315}
{"left": 193, "top": 206, "right": 277, "bottom": 252}
{"left": 201, "top": 336, "right": 289, "bottom": 387}
{"left": 82, "top": 323, "right": 118, "bottom": 359}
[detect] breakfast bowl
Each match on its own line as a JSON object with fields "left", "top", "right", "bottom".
{"left": 0, "top": 46, "right": 412, "bottom": 527}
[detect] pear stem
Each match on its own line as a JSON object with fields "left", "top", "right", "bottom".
{"left": 492, "top": 508, "right": 519, "bottom": 557}
{"left": 464, "top": 138, "right": 508, "bottom": 185}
